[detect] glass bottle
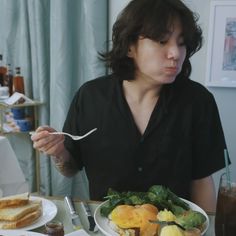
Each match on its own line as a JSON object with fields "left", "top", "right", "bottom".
{"left": 4, "top": 64, "right": 13, "bottom": 96}
{"left": 13, "top": 67, "right": 25, "bottom": 94}
{"left": 0, "top": 54, "right": 7, "bottom": 87}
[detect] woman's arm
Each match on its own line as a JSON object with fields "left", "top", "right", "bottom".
{"left": 190, "top": 175, "right": 217, "bottom": 212}
{"left": 52, "top": 149, "right": 79, "bottom": 177}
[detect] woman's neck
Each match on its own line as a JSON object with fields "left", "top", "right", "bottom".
{"left": 122, "top": 79, "right": 162, "bottom": 135}
{"left": 122, "top": 79, "right": 162, "bottom": 104}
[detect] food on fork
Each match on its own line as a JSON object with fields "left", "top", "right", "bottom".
{"left": 0, "top": 192, "right": 42, "bottom": 229}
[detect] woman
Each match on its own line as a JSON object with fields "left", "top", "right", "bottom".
{"left": 32, "top": 0, "right": 227, "bottom": 212}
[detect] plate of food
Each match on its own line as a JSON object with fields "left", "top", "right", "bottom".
{"left": 0, "top": 229, "right": 46, "bottom": 235}
{"left": 0, "top": 193, "right": 57, "bottom": 231}
{"left": 94, "top": 185, "right": 209, "bottom": 236}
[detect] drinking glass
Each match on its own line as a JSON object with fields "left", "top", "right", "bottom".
{"left": 215, "top": 173, "right": 236, "bottom": 236}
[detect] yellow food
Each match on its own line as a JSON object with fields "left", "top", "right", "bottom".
{"left": 157, "top": 209, "right": 176, "bottom": 222}
{"left": 160, "top": 225, "right": 184, "bottom": 236}
{"left": 110, "top": 204, "right": 159, "bottom": 236}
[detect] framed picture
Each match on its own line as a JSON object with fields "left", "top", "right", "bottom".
{"left": 205, "top": 0, "right": 236, "bottom": 87}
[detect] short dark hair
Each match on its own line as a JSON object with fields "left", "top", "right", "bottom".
{"left": 100, "top": 0, "right": 203, "bottom": 81}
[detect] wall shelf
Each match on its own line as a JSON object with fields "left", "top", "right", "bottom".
{"left": 0, "top": 100, "right": 43, "bottom": 193}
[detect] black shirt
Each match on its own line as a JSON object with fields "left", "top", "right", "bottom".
{"left": 63, "top": 74, "right": 227, "bottom": 200}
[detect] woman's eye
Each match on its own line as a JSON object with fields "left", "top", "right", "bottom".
{"left": 178, "top": 37, "right": 186, "bottom": 46}
{"left": 159, "top": 40, "right": 167, "bottom": 45}
{"left": 179, "top": 41, "right": 187, "bottom": 47}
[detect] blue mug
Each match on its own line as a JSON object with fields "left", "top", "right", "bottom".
{"left": 11, "top": 108, "right": 25, "bottom": 119}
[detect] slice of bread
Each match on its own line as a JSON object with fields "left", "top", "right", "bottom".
{"left": 0, "top": 208, "right": 42, "bottom": 229}
{"left": 0, "top": 192, "right": 29, "bottom": 209}
{"left": 0, "top": 199, "right": 42, "bottom": 221}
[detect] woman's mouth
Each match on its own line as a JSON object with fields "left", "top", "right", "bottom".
{"left": 165, "top": 67, "right": 179, "bottom": 75}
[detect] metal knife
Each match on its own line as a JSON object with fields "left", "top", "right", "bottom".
{"left": 65, "top": 196, "right": 82, "bottom": 230}
{"left": 81, "top": 201, "right": 98, "bottom": 232}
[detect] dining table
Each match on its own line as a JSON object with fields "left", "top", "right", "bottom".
{"left": 31, "top": 194, "right": 216, "bottom": 236}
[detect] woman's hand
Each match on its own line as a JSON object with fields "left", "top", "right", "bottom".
{"left": 31, "top": 125, "right": 65, "bottom": 157}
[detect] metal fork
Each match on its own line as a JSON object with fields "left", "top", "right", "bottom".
{"left": 50, "top": 128, "right": 97, "bottom": 140}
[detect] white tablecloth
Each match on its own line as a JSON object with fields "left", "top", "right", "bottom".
{"left": 0, "top": 136, "right": 28, "bottom": 196}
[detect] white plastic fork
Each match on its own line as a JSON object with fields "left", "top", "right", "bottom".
{"left": 30, "top": 128, "right": 97, "bottom": 141}
{"left": 50, "top": 128, "right": 97, "bottom": 140}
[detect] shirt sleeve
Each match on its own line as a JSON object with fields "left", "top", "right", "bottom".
{"left": 191, "top": 91, "right": 229, "bottom": 179}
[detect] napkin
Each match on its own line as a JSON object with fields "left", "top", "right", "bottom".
{"left": 3, "top": 92, "right": 34, "bottom": 105}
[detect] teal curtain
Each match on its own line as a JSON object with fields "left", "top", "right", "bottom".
{"left": 0, "top": 0, "right": 108, "bottom": 199}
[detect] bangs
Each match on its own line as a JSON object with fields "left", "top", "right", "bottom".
{"left": 138, "top": 4, "right": 180, "bottom": 41}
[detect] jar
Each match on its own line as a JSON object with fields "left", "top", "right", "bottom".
{"left": 45, "top": 220, "right": 64, "bottom": 236}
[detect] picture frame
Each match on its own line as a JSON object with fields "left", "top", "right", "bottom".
{"left": 205, "top": 0, "right": 236, "bottom": 87}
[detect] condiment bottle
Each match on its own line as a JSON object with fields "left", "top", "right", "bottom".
{"left": 0, "top": 54, "right": 7, "bottom": 87}
{"left": 4, "top": 63, "right": 13, "bottom": 96}
{"left": 13, "top": 67, "right": 25, "bottom": 94}
{"left": 45, "top": 221, "right": 65, "bottom": 236}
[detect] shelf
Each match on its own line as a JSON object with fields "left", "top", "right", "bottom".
{"left": 0, "top": 100, "right": 43, "bottom": 193}
{"left": 0, "top": 101, "right": 43, "bottom": 108}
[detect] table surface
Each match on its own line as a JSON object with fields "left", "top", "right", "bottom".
{"left": 32, "top": 195, "right": 215, "bottom": 236}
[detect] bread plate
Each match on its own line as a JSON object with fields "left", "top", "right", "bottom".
{"left": 94, "top": 199, "right": 209, "bottom": 236}
{"left": 5, "top": 196, "right": 58, "bottom": 231}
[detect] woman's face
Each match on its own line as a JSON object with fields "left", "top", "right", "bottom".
{"left": 128, "top": 19, "right": 187, "bottom": 85}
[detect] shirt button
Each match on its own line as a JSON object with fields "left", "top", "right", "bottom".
{"left": 138, "top": 167, "right": 143, "bottom": 172}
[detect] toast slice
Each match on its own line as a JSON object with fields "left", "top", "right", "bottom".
{"left": 0, "top": 208, "right": 42, "bottom": 229}
{"left": 0, "top": 192, "right": 29, "bottom": 209}
{"left": 0, "top": 199, "right": 42, "bottom": 221}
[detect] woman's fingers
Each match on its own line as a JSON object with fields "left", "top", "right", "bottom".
{"left": 31, "top": 126, "right": 65, "bottom": 156}
{"left": 38, "top": 135, "right": 65, "bottom": 156}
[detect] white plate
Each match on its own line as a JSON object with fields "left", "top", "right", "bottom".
{"left": 0, "top": 229, "right": 46, "bottom": 235}
{"left": 94, "top": 199, "right": 209, "bottom": 236}
{"left": 6, "top": 196, "right": 57, "bottom": 231}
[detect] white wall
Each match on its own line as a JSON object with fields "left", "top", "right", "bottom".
{"left": 109, "top": 0, "right": 236, "bottom": 191}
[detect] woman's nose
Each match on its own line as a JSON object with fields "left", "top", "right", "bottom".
{"left": 167, "top": 44, "right": 180, "bottom": 60}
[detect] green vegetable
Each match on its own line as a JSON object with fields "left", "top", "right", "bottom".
{"left": 148, "top": 185, "right": 189, "bottom": 212}
{"left": 175, "top": 210, "right": 206, "bottom": 230}
{"left": 100, "top": 185, "right": 190, "bottom": 217}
